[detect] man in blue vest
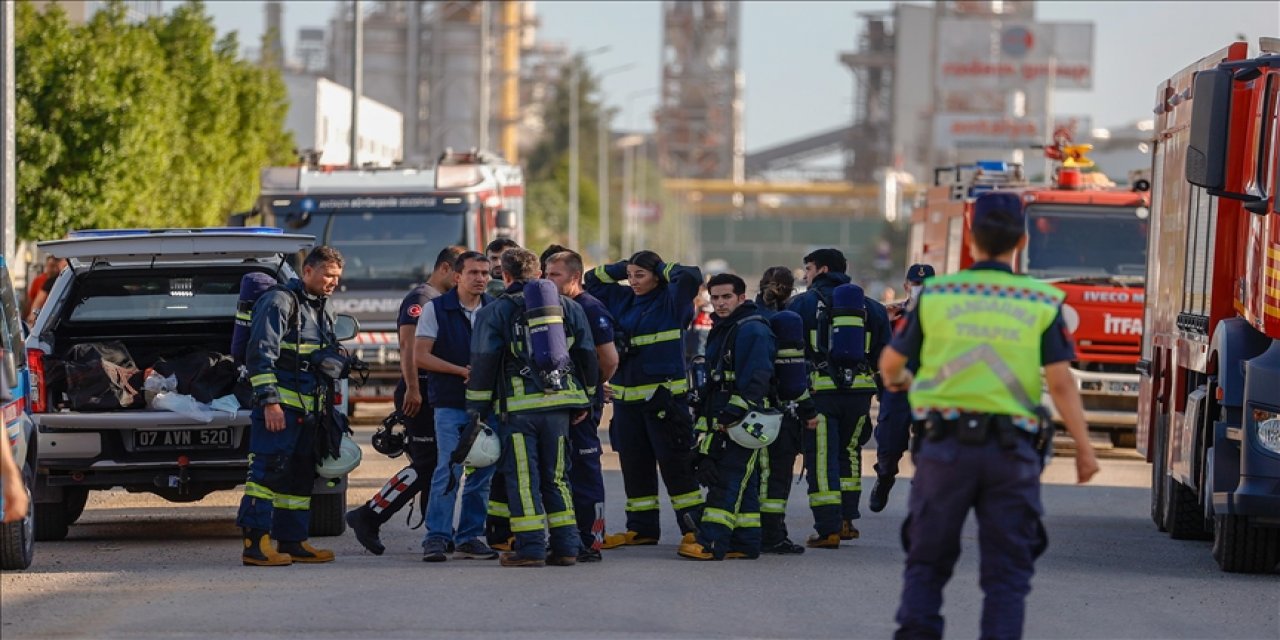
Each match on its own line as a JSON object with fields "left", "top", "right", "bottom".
{"left": 467, "top": 248, "right": 600, "bottom": 567}
{"left": 415, "top": 251, "right": 499, "bottom": 563}
{"left": 238, "top": 246, "right": 344, "bottom": 566}
{"left": 868, "top": 262, "right": 935, "bottom": 513}
{"left": 880, "top": 192, "right": 1100, "bottom": 639}
{"left": 786, "top": 248, "right": 891, "bottom": 548}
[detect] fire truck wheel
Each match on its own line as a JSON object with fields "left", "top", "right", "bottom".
{"left": 1164, "top": 476, "right": 1211, "bottom": 541}
{"left": 1212, "top": 513, "right": 1280, "bottom": 574}
{"left": 1151, "top": 415, "right": 1168, "bottom": 532}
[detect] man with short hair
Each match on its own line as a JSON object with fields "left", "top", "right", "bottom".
{"left": 468, "top": 248, "right": 599, "bottom": 567}
{"left": 881, "top": 192, "right": 1099, "bottom": 638}
{"left": 238, "top": 246, "right": 345, "bottom": 566}
{"left": 786, "top": 248, "right": 891, "bottom": 548}
{"left": 485, "top": 238, "right": 520, "bottom": 298}
{"left": 681, "top": 273, "right": 773, "bottom": 561}
{"left": 347, "top": 245, "right": 465, "bottom": 554}
{"left": 544, "top": 249, "right": 620, "bottom": 562}
{"left": 416, "top": 251, "right": 499, "bottom": 562}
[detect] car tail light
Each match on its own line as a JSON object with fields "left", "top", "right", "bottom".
{"left": 333, "top": 391, "right": 343, "bottom": 406}
{"left": 27, "top": 348, "right": 46, "bottom": 413}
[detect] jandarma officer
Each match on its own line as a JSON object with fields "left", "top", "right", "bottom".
{"left": 879, "top": 192, "right": 1100, "bottom": 639}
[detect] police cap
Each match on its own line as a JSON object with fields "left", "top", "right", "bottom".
{"left": 971, "top": 192, "right": 1025, "bottom": 232}
{"left": 905, "top": 264, "right": 935, "bottom": 284}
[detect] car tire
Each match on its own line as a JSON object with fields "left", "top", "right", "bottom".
{"left": 1151, "top": 414, "right": 1168, "bottom": 531}
{"left": 64, "top": 487, "right": 89, "bottom": 525}
{"left": 34, "top": 499, "right": 71, "bottom": 542}
{"left": 309, "top": 491, "right": 347, "bottom": 537}
{"left": 1164, "top": 475, "right": 1211, "bottom": 540}
{"left": 0, "top": 465, "right": 36, "bottom": 570}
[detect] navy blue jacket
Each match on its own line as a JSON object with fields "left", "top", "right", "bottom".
{"left": 701, "top": 301, "right": 775, "bottom": 428}
{"left": 786, "top": 271, "right": 891, "bottom": 396}
{"left": 426, "top": 289, "right": 493, "bottom": 409}
{"left": 585, "top": 260, "right": 702, "bottom": 403}
{"left": 248, "top": 278, "right": 334, "bottom": 411}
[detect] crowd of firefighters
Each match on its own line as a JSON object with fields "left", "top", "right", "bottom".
{"left": 236, "top": 190, "right": 1100, "bottom": 638}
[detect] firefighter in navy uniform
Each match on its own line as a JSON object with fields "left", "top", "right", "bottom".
{"left": 346, "top": 245, "right": 463, "bottom": 554}
{"left": 880, "top": 192, "right": 1099, "bottom": 639}
{"left": 786, "top": 248, "right": 891, "bottom": 547}
{"left": 237, "top": 246, "right": 345, "bottom": 566}
{"left": 466, "top": 248, "right": 600, "bottom": 567}
{"left": 868, "top": 263, "right": 934, "bottom": 513}
{"left": 752, "top": 266, "right": 817, "bottom": 554}
{"left": 681, "top": 273, "right": 773, "bottom": 561}
{"left": 586, "top": 251, "right": 705, "bottom": 548}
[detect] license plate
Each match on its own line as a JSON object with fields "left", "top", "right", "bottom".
{"left": 134, "top": 427, "right": 234, "bottom": 451}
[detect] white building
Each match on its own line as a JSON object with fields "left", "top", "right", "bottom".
{"left": 284, "top": 73, "right": 404, "bottom": 167}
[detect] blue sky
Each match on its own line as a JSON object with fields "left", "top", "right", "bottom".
{"left": 182, "top": 0, "right": 1278, "bottom": 152}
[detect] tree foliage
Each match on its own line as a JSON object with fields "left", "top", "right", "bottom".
{"left": 15, "top": 0, "right": 294, "bottom": 240}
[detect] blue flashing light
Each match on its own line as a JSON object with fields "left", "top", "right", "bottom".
{"left": 68, "top": 227, "right": 284, "bottom": 239}
{"left": 976, "top": 160, "right": 1008, "bottom": 172}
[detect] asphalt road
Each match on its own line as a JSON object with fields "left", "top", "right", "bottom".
{"left": 2, "top": 410, "right": 1276, "bottom": 640}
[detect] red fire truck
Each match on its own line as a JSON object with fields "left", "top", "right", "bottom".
{"left": 1139, "top": 40, "right": 1280, "bottom": 573}
{"left": 911, "top": 156, "right": 1150, "bottom": 446}
{"left": 242, "top": 150, "right": 525, "bottom": 411}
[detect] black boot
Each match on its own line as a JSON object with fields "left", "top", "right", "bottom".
{"left": 869, "top": 475, "right": 896, "bottom": 513}
{"left": 346, "top": 506, "right": 386, "bottom": 555}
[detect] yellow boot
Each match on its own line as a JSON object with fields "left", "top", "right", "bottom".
{"left": 276, "top": 540, "right": 335, "bottom": 563}
{"left": 677, "top": 540, "right": 716, "bottom": 561}
{"left": 839, "top": 520, "right": 860, "bottom": 540}
{"left": 242, "top": 529, "right": 292, "bottom": 567}
{"left": 600, "top": 531, "right": 659, "bottom": 549}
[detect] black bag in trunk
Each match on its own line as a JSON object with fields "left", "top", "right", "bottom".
{"left": 151, "top": 350, "right": 242, "bottom": 404}
{"left": 64, "top": 341, "right": 142, "bottom": 411}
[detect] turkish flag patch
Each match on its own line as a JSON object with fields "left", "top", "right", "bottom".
{"left": 408, "top": 304, "right": 422, "bottom": 318}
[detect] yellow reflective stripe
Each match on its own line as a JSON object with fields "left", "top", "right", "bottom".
{"left": 832, "top": 316, "right": 865, "bottom": 328}
{"left": 840, "top": 477, "right": 861, "bottom": 491}
{"left": 626, "top": 496, "right": 660, "bottom": 512}
{"left": 671, "top": 489, "right": 704, "bottom": 510}
{"left": 809, "top": 491, "right": 841, "bottom": 506}
{"left": 630, "top": 329, "right": 682, "bottom": 346}
{"left": 505, "top": 389, "right": 590, "bottom": 412}
{"left": 728, "top": 395, "right": 749, "bottom": 410}
{"left": 776, "top": 348, "right": 805, "bottom": 358}
{"left": 250, "top": 373, "right": 277, "bottom": 387}
{"left": 816, "top": 414, "right": 831, "bottom": 494}
{"left": 703, "top": 507, "right": 736, "bottom": 527}
{"left": 722, "top": 371, "right": 737, "bottom": 382}
{"left": 847, "top": 415, "right": 865, "bottom": 485}
{"left": 280, "top": 342, "right": 320, "bottom": 355}
{"left": 512, "top": 433, "right": 536, "bottom": 516}
{"left": 487, "top": 500, "right": 511, "bottom": 518}
{"left": 276, "top": 387, "right": 317, "bottom": 410}
{"left": 547, "top": 510, "right": 576, "bottom": 528}
{"left": 554, "top": 435, "right": 574, "bottom": 522}
{"left": 528, "top": 315, "right": 564, "bottom": 327}
{"left": 735, "top": 512, "right": 761, "bottom": 528}
{"left": 760, "top": 498, "right": 787, "bottom": 514}
{"left": 466, "top": 389, "right": 493, "bottom": 402}
{"left": 758, "top": 446, "right": 771, "bottom": 497}
{"left": 593, "top": 265, "right": 616, "bottom": 284}
{"left": 511, "top": 514, "right": 547, "bottom": 532}
{"left": 698, "top": 433, "right": 715, "bottom": 453}
{"left": 613, "top": 379, "right": 689, "bottom": 402}
{"left": 245, "top": 481, "right": 275, "bottom": 501}
{"left": 810, "top": 371, "right": 877, "bottom": 391}
{"left": 663, "top": 262, "right": 676, "bottom": 281}
{"left": 273, "top": 493, "right": 310, "bottom": 510}
{"left": 235, "top": 311, "right": 252, "bottom": 322}
{"left": 731, "top": 450, "right": 759, "bottom": 520}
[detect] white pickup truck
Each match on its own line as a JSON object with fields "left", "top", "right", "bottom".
{"left": 26, "top": 229, "right": 357, "bottom": 541}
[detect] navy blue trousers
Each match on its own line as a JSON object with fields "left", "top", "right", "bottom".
{"left": 611, "top": 398, "right": 703, "bottom": 540}
{"left": 568, "top": 405, "right": 607, "bottom": 550}
{"left": 759, "top": 415, "right": 802, "bottom": 546}
{"left": 895, "top": 436, "right": 1048, "bottom": 640}
{"left": 236, "top": 405, "right": 317, "bottom": 542}
{"left": 697, "top": 431, "right": 761, "bottom": 559}
{"left": 804, "top": 393, "right": 873, "bottom": 535}
{"left": 874, "top": 389, "right": 912, "bottom": 478}
{"left": 501, "top": 411, "right": 579, "bottom": 560}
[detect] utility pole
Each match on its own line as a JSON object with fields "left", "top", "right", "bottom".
{"left": 596, "top": 109, "right": 609, "bottom": 262}
{"left": 349, "top": 0, "right": 363, "bottom": 167}
{"left": 568, "top": 65, "right": 580, "bottom": 251}
{"left": 1, "top": 1, "right": 14, "bottom": 264}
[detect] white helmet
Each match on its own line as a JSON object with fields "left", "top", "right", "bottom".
{"left": 315, "top": 433, "right": 363, "bottom": 478}
{"left": 463, "top": 425, "right": 502, "bottom": 468}
{"left": 725, "top": 410, "right": 784, "bottom": 450}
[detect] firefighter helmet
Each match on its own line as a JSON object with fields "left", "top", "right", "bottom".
{"left": 725, "top": 409, "right": 784, "bottom": 450}
{"left": 315, "top": 433, "right": 363, "bottom": 478}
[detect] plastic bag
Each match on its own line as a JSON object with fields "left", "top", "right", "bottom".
{"left": 209, "top": 394, "right": 241, "bottom": 414}
{"left": 151, "top": 392, "right": 215, "bottom": 424}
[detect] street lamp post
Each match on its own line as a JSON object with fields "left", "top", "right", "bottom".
{"left": 567, "top": 46, "right": 609, "bottom": 252}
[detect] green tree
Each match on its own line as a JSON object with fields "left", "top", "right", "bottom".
{"left": 15, "top": 0, "right": 293, "bottom": 240}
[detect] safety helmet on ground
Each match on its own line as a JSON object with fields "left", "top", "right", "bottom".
{"left": 315, "top": 433, "right": 363, "bottom": 478}
{"left": 725, "top": 409, "right": 783, "bottom": 450}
